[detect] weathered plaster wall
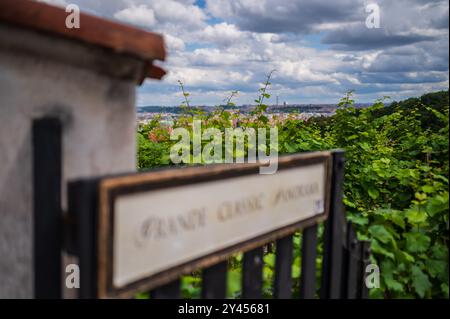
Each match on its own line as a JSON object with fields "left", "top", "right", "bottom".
{"left": 0, "top": 26, "right": 139, "bottom": 298}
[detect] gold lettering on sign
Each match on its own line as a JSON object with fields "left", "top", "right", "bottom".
{"left": 271, "top": 182, "right": 319, "bottom": 207}
{"left": 217, "top": 194, "right": 264, "bottom": 222}
{"left": 134, "top": 207, "right": 206, "bottom": 247}
{"left": 130, "top": 182, "right": 321, "bottom": 249}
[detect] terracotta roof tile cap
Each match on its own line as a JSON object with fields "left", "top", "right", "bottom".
{"left": 0, "top": 0, "right": 167, "bottom": 80}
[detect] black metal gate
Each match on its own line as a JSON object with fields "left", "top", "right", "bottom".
{"left": 33, "top": 118, "right": 370, "bottom": 299}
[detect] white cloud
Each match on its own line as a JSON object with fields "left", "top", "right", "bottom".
{"left": 32, "top": 0, "right": 450, "bottom": 105}
{"left": 35, "top": 0, "right": 68, "bottom": 6}
{"left": 149, "top": 0, "right": 206, "bottom": 28}
{"left": 164, "top": 34, "right": 185, "bottom": 51}
{"left": 113, "top": 0, "right": 207, "bottom": 31}
{"left": 165, "top": 66, "right": 253, "bottom": 88}
{"left": 200, "top": 23, "right": 246, "bottom": 46}
{"left": 114, "top": 5, "right": 156, "bottom": 27}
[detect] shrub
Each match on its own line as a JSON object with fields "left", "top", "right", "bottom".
{"left": 136, "top": 83, "right": 449, "bottom": 298}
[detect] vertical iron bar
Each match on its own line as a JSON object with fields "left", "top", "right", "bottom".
{"left": 320, "top": 150, "right": 346, "bottom": 299}
{"left": 300, "top": 225, "right": 318, "bottom": 299}
{"left": 150, "top": 280, "right": 181, "bottom": 299}
{"left": 341, "top": 223, "right": 349, "bottom": 298}
{"left": 202, "top": 261, "right": 228, "bottom": 299}
{"left": 359, "top": 241, "right": 371, "bottom": 299}
{"left": 274, "top": 235, "right": 293, "bottom": 298}
{"left": 242, "top": 247, "right": 263, "bottom": 299}
{"left": 344, "top": 222, "right": 360, "bottom": 299}
{"left": 33, "top": 117, "right": 62, "bottom": 299}
{"left": 68, "top": 180, "right": 99, "bottom": 299}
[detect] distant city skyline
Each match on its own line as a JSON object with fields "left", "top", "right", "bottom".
{"left": 135, "top": 102, "right": 373, "bottom": 108}
{"left": 37, "top": 0, "right": 449, "bottom": 106}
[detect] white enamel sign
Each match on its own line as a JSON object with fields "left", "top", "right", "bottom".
{"left": 97, "top": 152, "right": 332, "bottom": 297}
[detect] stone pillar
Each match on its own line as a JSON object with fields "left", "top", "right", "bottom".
{"left": 0, "top": 1, "right": 165, "bottom": 298}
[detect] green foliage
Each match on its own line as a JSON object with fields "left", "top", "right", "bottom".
{"left": 136, "top": 81, "right": 449, "bottom": 299}
{"left": 136, "top": 123, "right": 171, "bottom": 169}
{"left": 320, "top": 90, "right": 449, "bottom": 299}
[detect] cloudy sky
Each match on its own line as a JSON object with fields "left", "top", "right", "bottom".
{"left": 38, "top": 0, "right": 448, "bottom": 106}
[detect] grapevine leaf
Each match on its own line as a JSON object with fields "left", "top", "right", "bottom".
{"left": 411, "top": 265, "right": 432, "bottom": 298}
{"left": 405, "top": 232, "right": 431, "bottom": 253}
